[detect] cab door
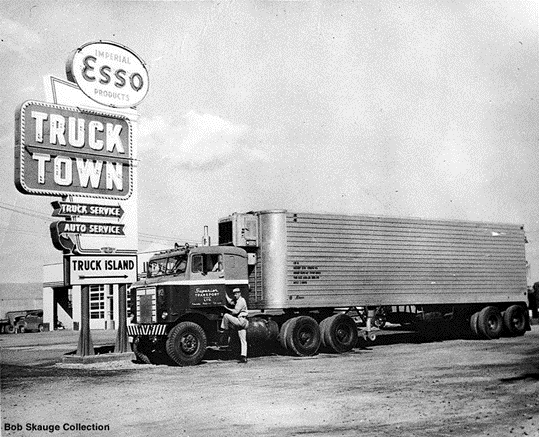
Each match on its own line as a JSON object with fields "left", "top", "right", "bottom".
{"left": 188, "top": 253, "right": 226, "bottom": 307}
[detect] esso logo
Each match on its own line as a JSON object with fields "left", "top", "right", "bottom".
{"left": 66, "top": 41, "right": 149, "bottom": 108}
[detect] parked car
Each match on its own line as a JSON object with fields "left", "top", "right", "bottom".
{"left": 15, "top": 310, "right": 44, "bottom": 333}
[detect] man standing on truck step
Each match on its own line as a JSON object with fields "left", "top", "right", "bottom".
{"left": 221, "top": 288, "right": 249, "bottom": 363}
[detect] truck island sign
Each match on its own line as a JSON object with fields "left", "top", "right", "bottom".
{"left": 64, "top": 255, "right": 137, "bottom": 285}
{"left": 15, "top": 100, "right": 133, "bottom": 199}
{"left": 66, "top": 41, "right": 149, "bottom": 108}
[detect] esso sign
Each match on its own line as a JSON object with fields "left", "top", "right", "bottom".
{"left": 66, "top": 41, "right": 149, "bottom": 108}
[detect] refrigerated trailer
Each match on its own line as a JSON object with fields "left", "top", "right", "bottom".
{"left": 127, "top": 210, "right": 529, "bottom": 366}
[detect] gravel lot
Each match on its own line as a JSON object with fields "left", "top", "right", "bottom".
{"left": 1, "top": 325, "right": 538, "bottom": 437}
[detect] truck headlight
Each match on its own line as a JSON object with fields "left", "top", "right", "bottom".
{"left": 161, "top": 311, "right": 168, "bottom": 320}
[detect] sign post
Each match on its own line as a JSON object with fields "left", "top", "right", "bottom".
{"left": 76, "top": 285, "right": 94, "bottom": 356}
{"left": 114, "top": 284, "right": 128, "bottom": 353}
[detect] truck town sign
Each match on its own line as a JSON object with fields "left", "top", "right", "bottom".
{"left": 15, "top": 100, "right": 133, "bottom": 199}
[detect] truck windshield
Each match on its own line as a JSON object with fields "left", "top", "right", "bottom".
{"left": 148, "top": 259, "right": 167, "bottom": 277}
{"left": 167, "top": 256, "right": 187, "bottom": 274}
{"left": 148, "top": 256, "right": 187, "bottom": 277}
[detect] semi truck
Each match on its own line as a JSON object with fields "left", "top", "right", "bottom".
{"left": 127, "top": 210, "right": 529, "bottom": 366}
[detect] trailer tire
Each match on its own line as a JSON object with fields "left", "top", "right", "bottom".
{"left": 284, "top": 316, "right": 321, "bottom": 357}
{"left": 166, "top": 322, "right": 207, "bottom": 366}
{"left": 320, "top": 314, "right": 358, "bottom": 353}
{"left": 477, "top": 306, "right": 503, "bottom": 339}
{"left": 132, "top": 337, "right": 152, "bottom": 364}
{"left": 503, "top": 305, "right": 527, "bottom": 337}
{"left": 279, "top": 318, "right": 294, "bottom": 351}
{"left": 470, "top": 311, "right": 480, "bottom": 337}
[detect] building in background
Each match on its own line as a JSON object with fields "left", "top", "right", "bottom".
{"left": 0, "top": 283, "right": 43, "bottom": 315}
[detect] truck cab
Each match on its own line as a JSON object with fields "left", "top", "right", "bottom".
{"left": 130, "top": 245, "right": 248, "bottom": 328}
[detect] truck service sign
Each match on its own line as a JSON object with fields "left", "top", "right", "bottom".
{"left": 52, "top": 200, "right": 124, "bottom": 218}
{"left": 66, "top": 41, "right": 149, "bottom": 108}
{"left": 15, "top": 100, "right": 133, "bottom": 199}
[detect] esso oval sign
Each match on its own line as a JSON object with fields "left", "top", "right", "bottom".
{"left": 66, "top": 41, "right": 149, "bottom": 108}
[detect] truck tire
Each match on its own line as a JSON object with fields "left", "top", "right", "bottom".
{"left": 503, "top": 305, "right": 527, "bottom": 337}
{"left": 5, "top": 325, "right": 15, "bottom": 334}
{"left": 132, "top": 337, "right": 153, "bottom": 364}
{"left": 320, "top": 314, "right": 358, "bottom": 353}
{"left": 469, "top": 311, "right": 480, "bottom": 337}
{"left": 166, "top": 322, "right": 207, "bottom": 366}
{"left": 284, "top": 316, "right": 321, "bottom": 357}
{"left": 477, "top": 306, "right": 503, "bottom": 339}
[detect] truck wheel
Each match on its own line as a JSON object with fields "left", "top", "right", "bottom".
{"left": 503, "top": 305, "right": 527, "bottom": 337}
{"left": 38, "top": 324, "right": 44, "bottom": 332}
{"left": 469, "top": 311, "right": 480, "bottom": 337}
{"left": 166, "top": 322, "right": 207, "bottom": 366}
{"left": 18, "top": 325, "right": 25, "bottom": 334}
{"left": 285, "top": 316, "right": 321, "bottom": 356}
{"left": 477, "top": 306, "right": 503, "bottom": 339}
{"left": 132, "top": 337, "right": 153, "bottom": 364}
{"left": 5, "top": 325, "right": 15, "bottom": 334}
{"left": 320, "top": 314, "right": 358, "bottom": 353}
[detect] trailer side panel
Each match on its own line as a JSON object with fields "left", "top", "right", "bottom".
{"left": 250, "top": 211, "right": 527, "bottom": 309}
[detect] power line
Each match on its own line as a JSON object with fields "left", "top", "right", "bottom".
{"left": 0, "top": 203, "right": 51, "bottom": 222}
{"left": 0, "top": 202, "right": 202, "bottom": 246}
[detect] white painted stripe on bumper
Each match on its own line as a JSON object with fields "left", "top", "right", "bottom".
{"left": 127, "top": 324, "right": 168, "bottom": 336}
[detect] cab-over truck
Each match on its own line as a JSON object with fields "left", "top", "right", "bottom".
{"left": 127, "top": 210, "right": 529, "bottom": 366}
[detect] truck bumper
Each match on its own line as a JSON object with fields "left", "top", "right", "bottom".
{"left": 127, "top": 324, "right": 168, "bottom": 336}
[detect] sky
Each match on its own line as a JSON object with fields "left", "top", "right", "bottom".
{"left": 0, "top": 0, "right": 538, "bottom": 284}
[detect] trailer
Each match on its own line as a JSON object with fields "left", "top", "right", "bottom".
{"left": 127, "top": 210, "right": 529, "bottom": 365}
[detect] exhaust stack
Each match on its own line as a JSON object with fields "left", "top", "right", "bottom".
{"left": 202, "top": 226, "right": 211, "bottom": 246}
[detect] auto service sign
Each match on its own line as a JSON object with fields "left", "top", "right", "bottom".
{"left": 15, "top": 100, "right": 133, "bottom": 199}
{"left": 66, "top": 41, "right": 149, "bottom": 108}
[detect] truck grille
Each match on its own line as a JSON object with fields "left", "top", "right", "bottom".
{"left": 136, "top": 287, "right": 156, "bottom": 323}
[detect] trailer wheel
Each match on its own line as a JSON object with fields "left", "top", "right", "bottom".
{"left": 477, "top": 306, "right": 503, "bottom": 339}
{"left": 279, "top": 318, "right": 294, "bottom": 351}
{"left": 132, "top": 337, "right": 152, "bottom": 364}
{"left": 469, "top": 311, "right": 480, "bottom": 337}
{"left": 320, "top": 314, "right": 358, "bottom": 353}
{"left": 166, "top": 322, "right": 207, "bottom": 366}
{"left": 503, "top": 305, "right": 527, "bottom": 337}
{"left": 284, "top": 316, "right": 321, "bottom": 357}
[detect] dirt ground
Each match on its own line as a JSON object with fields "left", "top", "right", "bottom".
{"left": 1, "top": 325, "right": 538, "bottom": 437}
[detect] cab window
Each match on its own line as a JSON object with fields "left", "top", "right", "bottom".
{"left": 191, "top": 254, "right": 223, "bottom": 274}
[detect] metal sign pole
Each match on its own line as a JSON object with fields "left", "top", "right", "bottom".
{"left": 114, "top": 284, "right": 128, "bottom": 353}
{"left": 76, "top": 284, "right": 94, "bottom": 356}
